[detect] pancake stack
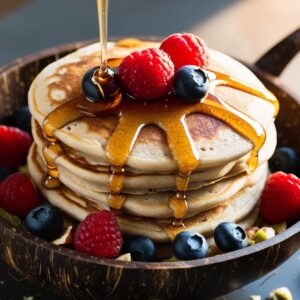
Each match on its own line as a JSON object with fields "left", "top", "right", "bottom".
{"left": 27, "top": 40, "right": 278, "bottom": 249}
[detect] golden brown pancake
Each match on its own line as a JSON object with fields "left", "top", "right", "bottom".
{"left": 31, "top": 117, "right": 276, "bottom": 193}
{"left": 27, "top": 39, "right": 277, "bottom": 249}
{"left": 28, "top": 41, "right": 277, "bottom": 172}
{"left": 28, "top": 144, "right": 265, "bottom": 243}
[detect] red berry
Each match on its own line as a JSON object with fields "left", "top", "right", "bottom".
{"left": 73, "top": 210, "right": 123, "bottom": 258}
{"left": 259, "top": 172, "right": 300, "bottom": 224}
{"left": 0, "top": 126, "right": 32, "bottom": 172}
{"left": 0, "top": 173, "right": 40, "bottom": 216}
{"left": 160, "top": 33, "right": 209, "bottom": 71}
{"left": 119, "top": 48, "right": 174, "bottom": 100}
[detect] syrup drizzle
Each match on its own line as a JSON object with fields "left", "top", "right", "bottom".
{"left": 42, "top": 86, "right": 122, "bottom": 189}
{"left": 41, "top": 61, "right": 279, "bottom": 222}
{"left": 97, "top": 0, "right": 109, "bottom": 75}
{"left": 107, "top": 166, "right": 126, "bottom": 209}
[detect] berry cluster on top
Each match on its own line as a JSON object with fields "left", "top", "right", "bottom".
{"left": 119, "top": 33, "right": 209, "bottom": 102}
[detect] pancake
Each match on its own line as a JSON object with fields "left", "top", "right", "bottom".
{"left": 27, "top": 38, "right": 277, "bottom": 254}
{"left": 28, "top": 144, "right": 268, "bottom": 219}
{"left": 32, "top": 117, "right": 276, "bottom": 193}
{"left": 117, "top": 180, "right": 264, "bottom": 243}
{"left": 28, "top": 40, "right": 277, "bottom": 172}
{"left": 32, "top": 118, "right": 239, "bottom": 180}
{"left": 27, "top": 145, "right": 264, "bottom": 243}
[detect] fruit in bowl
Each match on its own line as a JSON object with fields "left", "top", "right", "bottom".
{"left": 1, "top": 31, "right": 300, "bottom": 299}
{"left": 0, "top": 31, "right": 295, "bottom": 259}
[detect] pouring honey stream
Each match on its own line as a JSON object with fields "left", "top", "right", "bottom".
{"left": 41, "top": 0, "right": 279, "bottom": 237}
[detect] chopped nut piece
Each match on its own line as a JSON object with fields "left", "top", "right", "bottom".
{"left": 246, "top": 227, "right": 259, "bottom": 240}
{"left": 253, "top": 227, "right": 275, "bottom": 243}
{"left": 248, "top": 239, "right": 256, "bottom": 246}
{"left": 272, "top": 223, "right": 287, "bottom": 234}
{"left": 268, "top": 287, "right": 293, "bottom": 300}
{"left": 53, "top": 225, "right": 73, "bottom": 246}
{"left": 162, "top": 256, "right": 179, "bottom": 262}
{"left": 116, "top": 253, "right": 132, "bottom": 262}
{"left": 0, "top": 208, "right": 21, "bottom": 226}
{"left": 249, "top": 296, "right": 261, "bottom": 300}
{"left": 18, "top": 164, "right": 29, "bottom": 174}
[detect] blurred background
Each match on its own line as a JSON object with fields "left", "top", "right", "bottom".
{"left": 0, "top": 0, "right": 300, "bottom": 299}
{"left": 0, "top": 0, "right": 300, "bottom": 94}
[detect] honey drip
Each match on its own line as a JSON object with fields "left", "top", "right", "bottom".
{"left": 42, "top": 142, "right": 62, "bottom": 189}
{"left": 108, "top": 166, "right": 126, "bottom": 209}
{"left": 42, "top": 86, "right": 121, "bottom": 189}
{"left": 97, "top": 0, "right": 109, "bottom": 76}
{"left": 42, "top": 66, "right": 279, "bottom": 222}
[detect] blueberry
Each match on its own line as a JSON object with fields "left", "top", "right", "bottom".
{"left": 269, "top": 147, "right": 300, "bottom": 175}
{"left": 0, "top": 166, "right": 11, "bottom": 181}
{"left": 13, "top": 106, "right": 31, "bottom": 134}
{"left": 24, "top": 204, "right": 64, "bottom": 241}
{"left": 173, "top": 231, "right": 208, "bottom": 260}
{"left": 214, "top": 222, "right": 248, "bottom": 252}
{"left": 122, "top": 235, "right": 156, "bottom": 262}
{"left": 82, "top": 66, "right": 120, "bottom": 102}
{"left": 174, "top": 65, "right": 209, "bottom": 103}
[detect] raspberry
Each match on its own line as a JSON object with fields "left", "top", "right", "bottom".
{"left": 118, "top": 48, "right": 174, "bottom": 100}
{"left": 259, "top": 172, "right": 300, "bottom": 224}
{"left": 0, "top": 173, "right": 40, "bottom": 216}
{"left": 160, "top": 33, "right": 209, "bottom": 71}
{"left": 73, "top": 210, "right": 123, "bottom": 258}
{"left": 0, "top": 126, "right": 32, "bottom": 172}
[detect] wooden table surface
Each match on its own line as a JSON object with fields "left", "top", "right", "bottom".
{"left": 1, "top": 0, "right": 300, "bottom": 299}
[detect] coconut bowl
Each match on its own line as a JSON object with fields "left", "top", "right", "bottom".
{"left": 0, "top": 30, "right": 300, "bottom": 299}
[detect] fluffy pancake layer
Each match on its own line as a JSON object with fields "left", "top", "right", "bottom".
{"left": 28, "top": 144, "right": 265, "bottom": 243}
{"left": 32, "top": 118, "right": 276, "bottom": 194}
{"left": 29, "top": 143, "right": 268, "bottom": 219}
{"left": 28, "top": 41, "right": 276, "bottom": 172}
